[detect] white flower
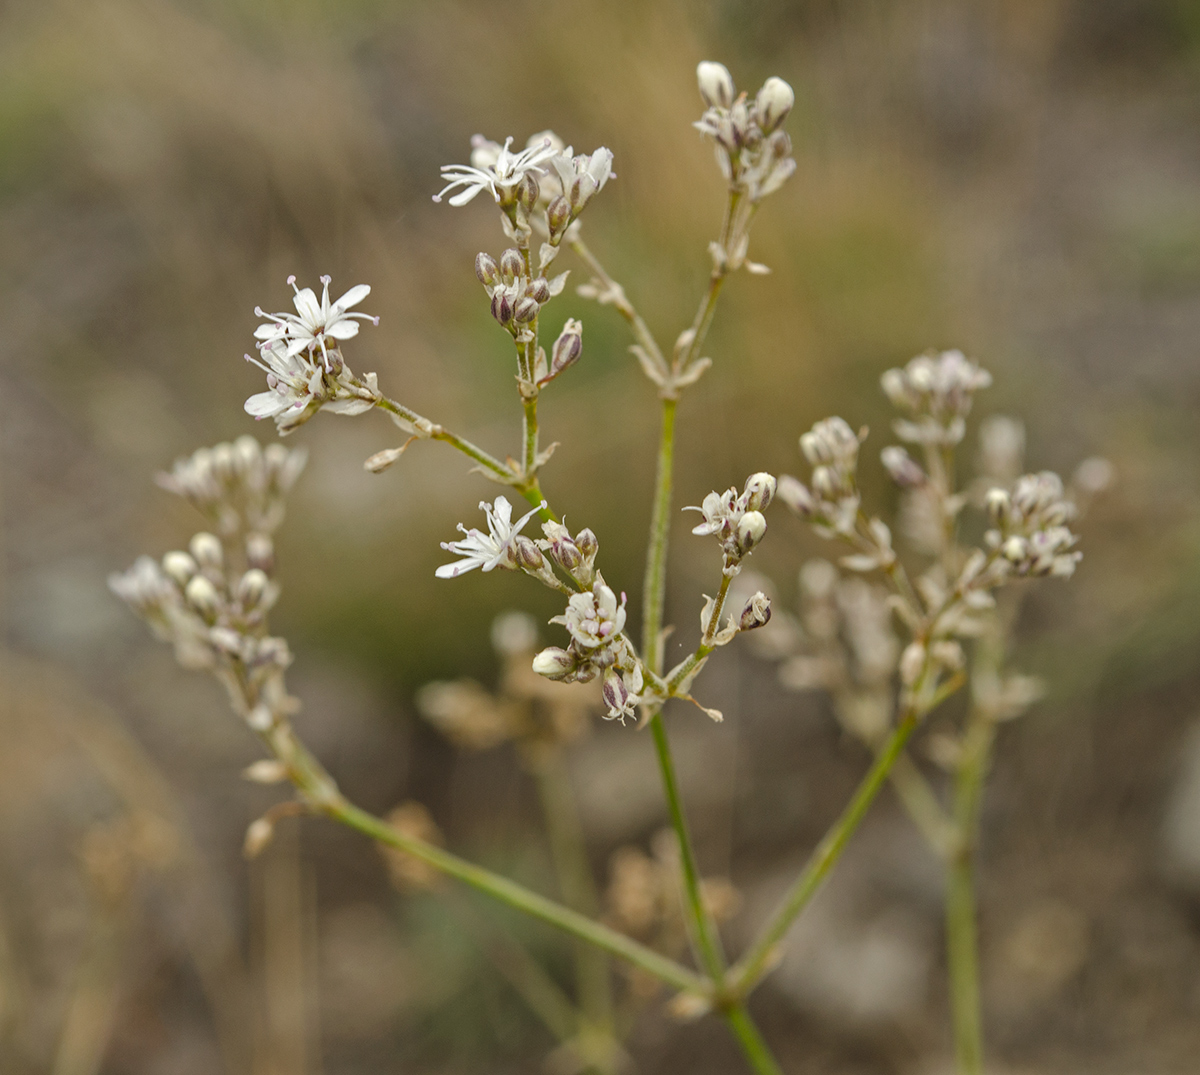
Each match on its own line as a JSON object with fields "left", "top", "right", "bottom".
{"left": 551, "top": 575, "right": 627, "bottom": 649}
{"left": 436, "top": 496, "right": 543, "bottom": 579}
{"left": 433, "top": 135, "right": 560, "bottom": 207}
{"left": 254, "top": 275, "right": 377, "bottom": 371}
{"left": 547, "top": 146, "right": 615, "bottom": 210}
{"left": 244, "top": 340, "right": 380, "bottom": 435}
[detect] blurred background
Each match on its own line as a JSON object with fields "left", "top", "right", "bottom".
{"left": 3, "top": 0, "right": 1200, "bottom": 1071}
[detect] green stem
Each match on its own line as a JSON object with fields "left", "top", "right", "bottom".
{"left": 374, "top": 396, "right": 514, "bottom": 482}
{"left": 327, "top": 795, "right": 707, "bottom": 996}
{"left": 664, "top": 571, "right": 735, "bottom": 695}
{"left": 649, "top": 713, "right": 727, "bottom": 981}
{"left": 642, "top": 397, "right": 677, "bottom": 673}
{"left": 947, "top": 709, "right": 996, "bottom": 1075}
{"left": 889, "top": 752, "right": 956, "bottom": 857}
{"left": 722, "top": 1002, "right": 785, "bottom": 1075}
{"left": 730, "top": 705, "right": 920, "bottom": 996}
{"left": 530, "top": 749, "right": 614, "bottom": 1036}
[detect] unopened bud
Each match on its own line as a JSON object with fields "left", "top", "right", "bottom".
{"left": 526, "top": 277, "right": 551, "bottom": 304}
{"left": 1002, "top": 536, "right": 1027, "bottom": 562}
{"left": 246, "top": 704, "right": 274, "bottom": 732}
{"left": 881, "top": 446, "right": 925, "bottom": 488}
{"left": 475, "top": 252, "right": 501, "bottom": 286}
{"left": 736, "top": 510, "right": 767, "bottom": 553}
{"left": 697, "top": 61, "right": 735, "bottom": 109}
{"left": 575, "top": 528, "right": 598, "bottom": 561}
{"left": 738, "top": 591, "right": 772, "bottom": 631}
{"left": 499, "top": 248, "right": 524, "bottom": 284}
{"left": 162, "top": 550, "right": 198, "bottom": 587}
{"left": 776, "top": 474, "right": 816, "bottom": 515}
{"left": 741, "top": 472, "right": 776, "bottom": 512}
{"left": 513, "top": 536, "right": 545, "bottom": 572}
{"left": 236, "top": 568, "right": 270, "bottom": 609}
{"left": 243, "top": 817, "right": 275, "bottom": 859}
{"left": 490, "top": 290, "right": 513, "bottom": 325}
{"left": 899, "top": 642, "right": 926, "bottom": 686}
{"left": 516, "top": 172, "right": 540, "bottom": 212}
{"left": 547, "top": 196, "right": 572, "bottom": 239}
{"left": 513, "top": 297, "right": 539, "bottom": 323}
{"left": 532, "top": 646, "right": 577, "bottom": 679}
{"left": 184, "top": 574, "right": 220, "bottom": 618}
{"left": 245, "top": 532, "right": 275, "bottom": 574}
{"left": 548, "top": 534, "right": 583, "bottom": 574}
{"left": 242, "top": 759, "right": 288, "bottom": 784}
{"left": 551, "top": 319, "right": 583, "bottom": 375}
{"left": 985, "top": 488, "right": 1010, "bottom": 521}
{"left": 602, "top": 666, "right": 630, "bottom": 715}
{"left": 931, "top": 640, "right": 965, "bottom": 670}
{"left": 755, "top": 76, "right": 795, "bottom": 133}
{"left": 189, "top": 532, "right": 223, "bottom": 571}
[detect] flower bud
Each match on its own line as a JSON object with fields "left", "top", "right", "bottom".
{"left": 533, "top": 646, "right": 577, "bottom": 679}
{"left": 243, "top": 758, "right": 288, "bottom": 783}
{"left": 513, "top": 535, "right": 545, "bottom": 572}
{"left": 899, "top": 641, "right": 926, "bottom": 686}
{"left": 1002, "top": 535, "right": 1028, "bottom": 562}
{"left": 881, "top": 446, "right": 926, "bottom": 488}
{"left": 490, "top": 290, "right": 513, "bottom": 325}
{"left": 735, "top": 510, "right": 767, "bottom": 554}
{"left": 184, "top": 574, "right": 221, "bottom": 619}
{"left": 475, "top": 252, "right": 501, "bottom": 286}
{"left": 697, "top": 60, "right": 735, "bottom": 109}
{"left": 548, "top": 534, "right": 583, "bottom": 574}
{"left": 574, "top": 528, "right": 598, "bottom": 562}
{"left": 985, "top": 488, "right": 1010, "bottom": 521}
{"left": 513, "top": 297, "right": 539, "bottom": 323}
{"left": 189, "top": 532, "right": 223, "bottom": 571}
{"left": 245, "top": 532, "right": 275, "bottom": 574}
{"left": 776, "top": 475, "right": 816, "bottom": 515}
{"left": 499, "top": 248, "right": 524, "bottom": 285}
{"left": 551, "top": 318, "right": 583, "bottom": 376}
{"left": 243, "top": 816, "right": 275, "bottom": 859}
{"left": 741, "top": 472, "right": 776, "bottom": 512}
{"left": 547, "top": 196, "right": 572, "bottom": 240}
{"left": 739, "top": 591, "right": 772, "bottom": 631}
{"left": 931, "top": 640, "right": 965, "bottom": 671}
{"left": 755, "top": 76, "right": 795, "bottom": 133}
{"left": 236, "top": 568, "right": 270, "bottom": 609}
{"left": 162, "top": 550, "right": 198, "bottom": 587}
{"left": 526, "top": 277, "right": 551, "bottom": 304}
{"left": 516, "top": 172, "right": 540, "bottom": 212}
{"left": 602, "top": 665, "right": 631, "bottom": 717}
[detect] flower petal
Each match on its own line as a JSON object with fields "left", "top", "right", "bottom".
{"left": 334, "top": 284, "right": 370, "bottom": 310}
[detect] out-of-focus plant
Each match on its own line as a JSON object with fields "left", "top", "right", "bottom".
{"left": 111, "top": 60, "right": 1091, "bottom": 1075}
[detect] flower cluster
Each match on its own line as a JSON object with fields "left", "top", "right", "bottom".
{"left": 985, "top": 472, "right": 1081, "bottom": 578}
{"left": 777, "top": 418, "right": 866, "bottom": 538}
{"left": 437, "top": 132, "right": 613, "bottom": 258}
{"left": 110, "top": 529, "right": 290, "bottom": 704}
{"left": 155, "top": 435, "right": 306, "bottom": 536}
{"left": 245, "top": 275, "right": 382, "bottom": 434}
{"left": 694, "top": 61, "right": 796, "bottom": 205}
{"left": 881, "top": 350, "right": 993, "bottom": 447}
{"left": 533, "top": 576, "right": 644, "bottom": 723}
{"left": 686, "top": 472, "right": 776, "bottom": 574}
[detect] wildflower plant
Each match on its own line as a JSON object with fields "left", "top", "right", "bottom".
{"left": 112, "top": 61, "right": 1095, "bottom": 1075}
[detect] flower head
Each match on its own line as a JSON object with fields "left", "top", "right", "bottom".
{"left": 436, "top": 496, "right": 543, "bottom": 579}
{"left": 243, "top": 339, "right": 379, "bottom": 435}
{"left": 255, "top": 275, "right": 377, "bottom": 371}
{"left": 433, "top": 135, "right": 560, "bottom": 207}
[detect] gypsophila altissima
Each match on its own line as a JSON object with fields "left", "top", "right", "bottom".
{"left": 111, "top": 60, "right": 1104, "bottom": 1075}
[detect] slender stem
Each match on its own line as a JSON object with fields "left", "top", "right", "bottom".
{"left": 641, "top": 398, "right": 677, "bottom": 672}
{"left": 649, "top": 714, "right": 727, "bottom": 981}
{"left": 722, "top": 1002, "right": 785, "bottom": 1075}
{"left": 523, "top": 395, "right": 540, "bottom": 478}
{"left": 374, "top": 396, "right": 514, "bottom": 482}
{"left": 568, "top": 237, "right": 668, "bottom": 377}
{"left": 889, "top": 752, "right": 956, "bottom": 857}
{"left": 946, "top": 714, "right": 994, "bottom": 1075}
{"left": 664, "top": 571, "right": 735, "bottom": 694}
{"left": 730, "top": 705, "right": 920, "bottom": 996}
{"left": 327, "top": 795, "right": 707, "bottom": 996}
{"left": 530, "top": 749, "right": 614, "bottom": 1035}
